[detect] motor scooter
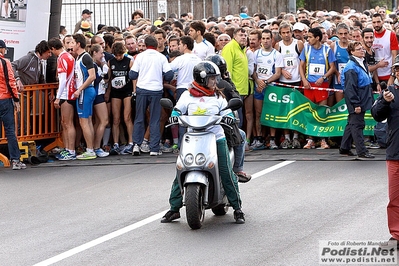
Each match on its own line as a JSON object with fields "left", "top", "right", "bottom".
{"left": 160, "top": 97, "right": 242, "bottom": 229}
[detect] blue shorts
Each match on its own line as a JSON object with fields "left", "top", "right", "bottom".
{"left": 77, "top": 86, "right": 96, "bottom": 118}
{"left": 254, "top": 87, "right": 265, "bottom": 100}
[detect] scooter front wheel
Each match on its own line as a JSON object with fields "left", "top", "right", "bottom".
{"left": 185, "top": 184, "right": 205, "bottom": 230}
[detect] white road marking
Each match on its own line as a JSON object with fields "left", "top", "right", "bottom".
{"left": 33, "top": 160, "right": 295, "bottom": 265}
{"left": 33, "top": 212, "right": 166, "bottom": 266}
{"left": 251, "top": 160, "right": 295, "bottom": 179}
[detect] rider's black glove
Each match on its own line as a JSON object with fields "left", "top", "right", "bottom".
{"left": 222, "top": 116, "right": 234, "bottom": 125}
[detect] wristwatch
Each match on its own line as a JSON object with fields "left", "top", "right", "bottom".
{"left": 322, "top": 76, "right": 328, "bottom": 81}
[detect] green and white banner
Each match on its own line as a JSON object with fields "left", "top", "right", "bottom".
{"left": 260, "top": 86, "right": 377, "bottom": 137}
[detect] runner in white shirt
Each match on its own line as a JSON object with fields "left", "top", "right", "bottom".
{"left": 167, "top": 35, "right": 202, "bottom": 150}
{"left": 275, "top": 22, "right": 304, "bottom": 149}
{"left": 169, "top": 36, "right": 202, "bottom": 100}
{"left": 252, "top": 29, "right": 284, "bottom": 150}
{"left": 189, "top": 20, "right": 215, "bottom": 60}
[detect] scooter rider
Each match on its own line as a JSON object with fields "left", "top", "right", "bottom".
{"left": 161, "top": 61, "right": 245, "bottom": 224}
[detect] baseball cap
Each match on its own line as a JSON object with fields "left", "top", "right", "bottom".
{"left": 154, "top": 20, "right": 163, "bottom": 27}
{"left": 258, "top": 20, "right": 267, "bottom": 28}
{"left": 239, "top": 13, "right": 250, "bottom": 19}
{"left": 293, "top": 22, "right": 305, "bottom": 31}
{"left": 82, "top": 9, "right": 93, "bottom": 15}
{"left": 321, "top": 20, "right": 332, "bottom": 31}
{"left": 225, "top": 15, "right": 234, "bottom": 21}
{"left": 0, "top": 40, "right": 6, "bottom": 49}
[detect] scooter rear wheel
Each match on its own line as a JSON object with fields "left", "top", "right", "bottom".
{"left": 185, "top": 184, "right": 205, "bottom": 229}
{"left": 211, "top": 204, "right": 229, "bottom": 216}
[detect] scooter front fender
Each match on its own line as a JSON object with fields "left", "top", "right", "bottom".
{"left": 184, "top": 171, "right": 208, "bottom": 187}
{"left": 183, "top": 171, "right": 209, "bottom": 206}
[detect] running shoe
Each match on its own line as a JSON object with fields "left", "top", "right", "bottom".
{"left": 292, "top": 138, "right": 301, "bottom": 149}
{"left": 55, "top": 149, "right": 68, "bottom": 160}
{"left": 251, "top": 139, "right": 265, "bottom": 150}
{"left": 120, "top": 143, "right": 133, "bottom": 155}
{"left": 95, "top": 148, "right": 109, "bottom": 158}
{"left": 76, "top": 151, "right": 97, "bottom": 160}
{"left": 364, "top": 140, "right": 372, "bottom": 148}
{"left": 58, "top": 151, "right": 77, "bottom": 161}
{"left": 233, "top": 209, "right": 245, "bottom": 224}
{"left": 140, "top": 141, "right": 150, "bottom": 153}
{"left": 133, "top": 144, "right": 140, "bottom": 156}
{"left": 161, "top": 142, "right": 173, "bottom": 153}
{"left": 269, "top": 140, "right": 278, "bottom": 150}
{"left": 150, "top": 150, "right": 162, "bottom": 156}
{"left": 369, "top": 142, "right": 380, "bottom": 149}
{"left": 303, "top": 139, "right": 315, "bottom": 149}
{"left": 12, "top": 160, "right": 26, "bottom": 170}
{"left": 110, "top": 143, "right": 120, "bottom": 155}
{"left": 280, "top": 139, "right": 292, "bottom": 149}
{"left": 317, "top": 139, "right": 330, "bottom": 149}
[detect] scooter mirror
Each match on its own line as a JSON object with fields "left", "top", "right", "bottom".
{"left": 226, "top": 98, "right": 242, "bottom": 111}
{"left": 160, "top": 98, "right": 174, "bottom": 109}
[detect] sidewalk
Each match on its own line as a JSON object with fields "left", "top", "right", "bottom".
{"left": 36, "top": 148, "right": 387, "bottom": 168}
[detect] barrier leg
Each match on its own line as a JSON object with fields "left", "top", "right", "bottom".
{"left": 43, "top": 136, "right": 64, "bottom": 152}
{"left": 0, "top": 152, "right": 10, "bottom": 168}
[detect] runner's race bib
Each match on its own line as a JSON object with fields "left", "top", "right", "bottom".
{"left": 284, "top": 57, "right": 297, "bottom": 69}
{"left": 111, "top": 76, "right": 126, "bottom": 89}
{"left": 309, "top": 63, "right": 325, "bottom": 76}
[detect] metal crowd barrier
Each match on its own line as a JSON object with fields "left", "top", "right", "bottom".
{"left": 0, "top": 83, "right": 62, "bottom": 167}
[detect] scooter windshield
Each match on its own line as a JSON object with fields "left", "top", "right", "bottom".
{"left": 179, "top": 115, "right": 222, "bottom": 130}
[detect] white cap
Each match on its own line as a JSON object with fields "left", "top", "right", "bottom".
{"left": 225, "top": 15, "right": 233, "bottom": 21}
{"left": 293, "top": 22, "right": 305, "bottom": 31}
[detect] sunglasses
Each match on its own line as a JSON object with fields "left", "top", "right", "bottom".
{"left": 67, "top": 48, "right": 73, "bottom": 52}
{"left": 219, "top": 39, "right": 230, "bottom": 42}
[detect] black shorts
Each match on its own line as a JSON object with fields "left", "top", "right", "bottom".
{"left": 93, "top": 94, "right": 105, "bottom": 105}
{"left": 110, "top": 89, "right": 132, "bottom": 100}
{"left": 59, "top": 99, "right": 76, "bottom": 106}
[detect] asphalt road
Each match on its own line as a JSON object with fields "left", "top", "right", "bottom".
{"left": 0, "top": 150, "right": 393, "bottom": 266}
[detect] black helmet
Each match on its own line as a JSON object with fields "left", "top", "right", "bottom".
{"left": 193, "top": 61, "right": 221, "bottom": 87}
{"left": 205, "top": 54, "right": 227, "bottom": 77}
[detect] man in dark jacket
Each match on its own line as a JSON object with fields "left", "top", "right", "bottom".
{"left": 11, "top": 40, "right": 51, "bottom": 90}
{"left": 371, "top": 55, "right": 399, "bottom": 245}
{"left": 339, "top": 41, "right": 374, "bottom": 158}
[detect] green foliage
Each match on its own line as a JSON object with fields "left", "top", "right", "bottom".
{"left": 296, "top": 0, "right": 305, "bottom": 9}
{"left": 369, "top": 0, "right": 391, "bottom": 9}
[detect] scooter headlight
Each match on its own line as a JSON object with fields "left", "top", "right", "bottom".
{"left": 195, "top": 153, "right": 206, "bottom": 165}
{"left": 184, "top": 154, "right": 194, "bottom": 165}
